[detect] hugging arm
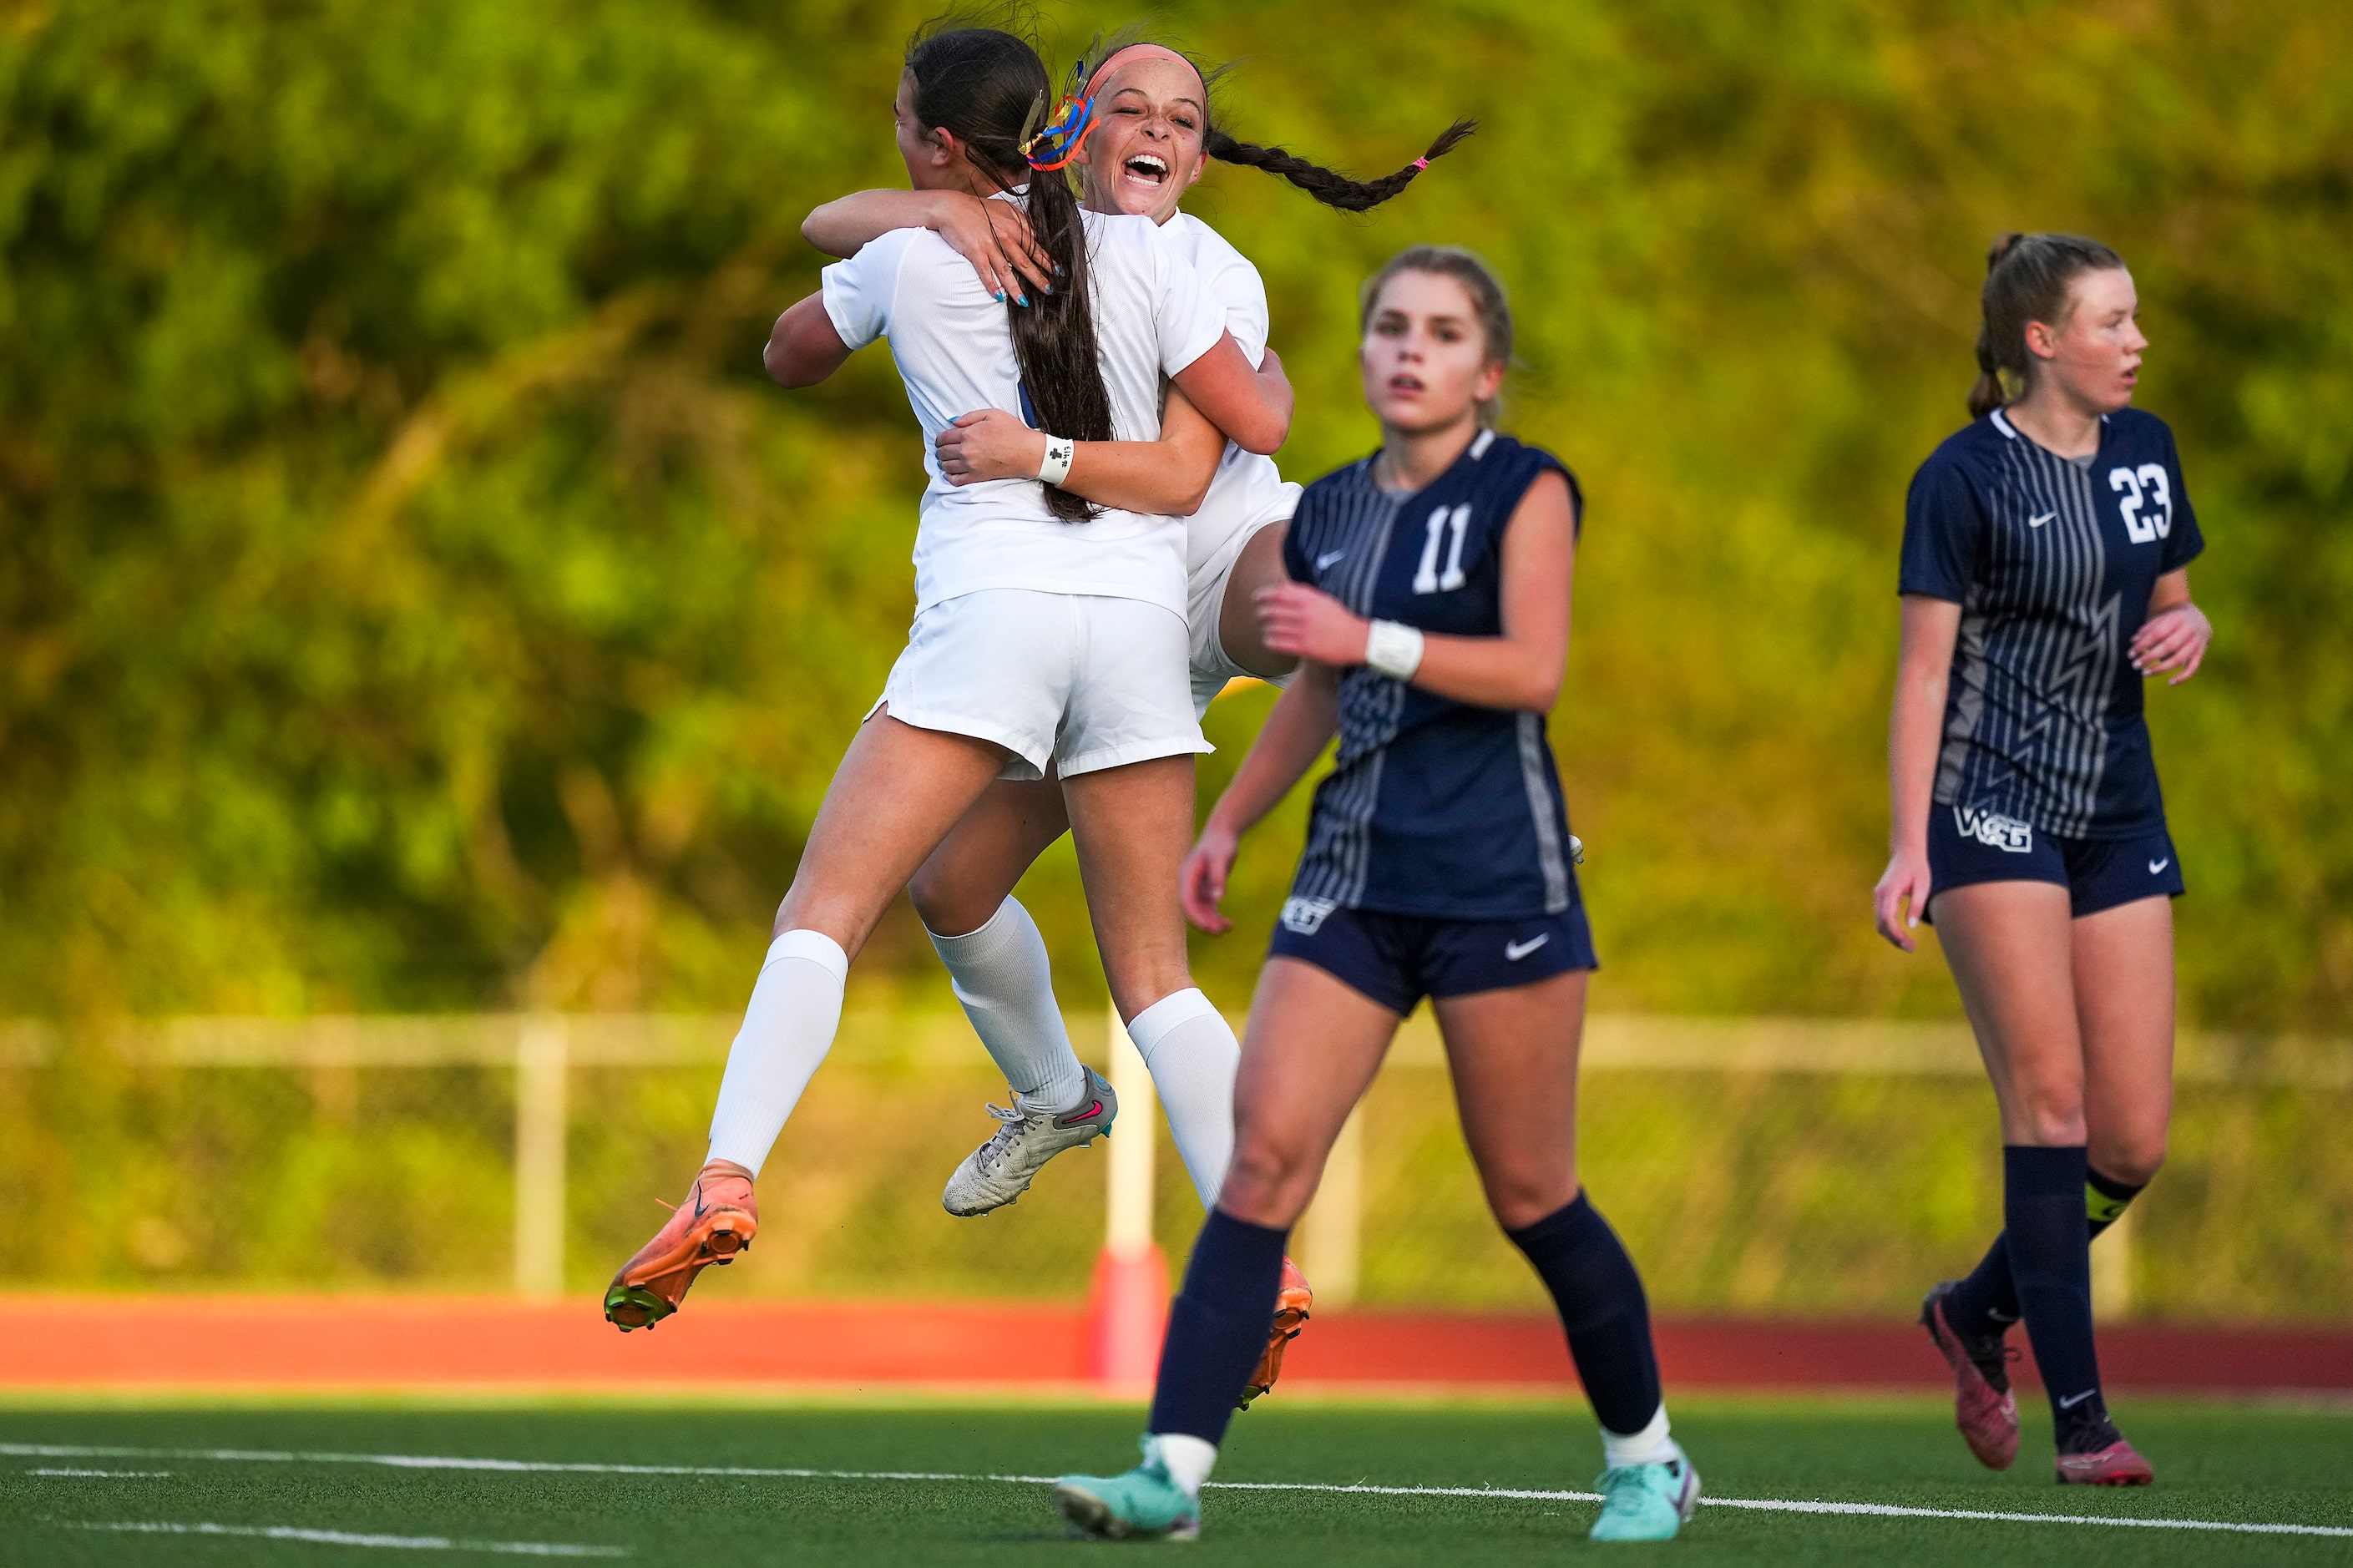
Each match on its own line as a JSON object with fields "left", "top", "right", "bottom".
{"left": 936, "top": 385, "right": 1229, "bottom": 515}
{"left": 763, "top": 294, "right": 852, "bottom": 388}
{"left": 802, "top": 189, "right": 1054, "bottom": 302}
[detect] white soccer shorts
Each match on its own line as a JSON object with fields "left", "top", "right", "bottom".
{"left": 876, "top": 589, "right": 1209, "bottom": 781}
{"left": 1185, "top": 517, "right": 1291, "bottom": 718}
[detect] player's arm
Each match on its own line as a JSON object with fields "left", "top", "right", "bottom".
{"left": 802, "top": 189, "right": 1054, "bottom": 302}
{"left": 1181, "top": 664, "right": 1339, "bottom": 934}
{"left": 762, "top": 293, "right": 853, "bottom": 387}
{"left": 2130, "top": 568, "right": 2210, "bottom": 685}
{"left": 1252, "top": 469, "right": 1576, "bottom": 711}
{"left": 936, "top": 384, "right": 1230, "bottom": 515}
{"left": 1171, "top": 331, "right": 1292, "bottom": 456}
{"left": 1873, "top": 594, "right": 1961, "bottom": 951}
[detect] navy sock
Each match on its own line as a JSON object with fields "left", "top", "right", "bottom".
{"left": 1948, "top": 1166, "right": 2146, "bottom": 1335}
{"left": 1506, "top": 1192, "right": 1662, "bottom": 1436}
{"left": 1146, "top": 1208, "right": 1288, "bottom": 1447}
{"left": 2001, "top": 1145, "right": 2103, "bottom": 1421}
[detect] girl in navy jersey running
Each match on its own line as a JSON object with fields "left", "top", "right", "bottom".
{"left": 1875, "top": 233, "right": 2212, "bottom": 1485}
{"left": 600, "top": 27, "right": 1290, "bottom": 1333}
{"left": 1053, "top": 247, "right": 1698, "bottom": 1545}
{"left": 803, "top": 36, "right": 1468, "bottom": 1401}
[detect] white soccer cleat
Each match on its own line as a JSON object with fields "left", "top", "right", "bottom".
{"left": 943, "top": 1067, "right": 1118, "bottom": 1216}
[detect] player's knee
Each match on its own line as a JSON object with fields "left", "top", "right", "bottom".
{"left": 1217, "top": 1136, "right": 1317, "bottom": 1229}
{"left": 2097, "top": 1136, "right": 2167, "bottom": 1188}
{"left": 1476, "top": 1165, "right": 1578, "bottom": 1233}
{"left": 906, "top": 862, "right": 992, "bottom": 938}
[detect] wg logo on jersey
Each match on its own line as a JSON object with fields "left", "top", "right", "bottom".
{"left": 1953, "top": 807, "right": 2034, "bottom": 853}
{"left": 1279, "top": 897, "right": 1339, "bottom": 935}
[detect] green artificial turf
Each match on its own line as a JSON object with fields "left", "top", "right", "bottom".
{"left": 3, "top": 1395, "right": 2348, "bottom": 1565}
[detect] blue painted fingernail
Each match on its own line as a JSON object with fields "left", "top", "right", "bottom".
{"left": 1015, "top": 293, "right": 1029, "bottom": 306}
{"left": 994, "top": 290, "right": 1004, "bottom": 301}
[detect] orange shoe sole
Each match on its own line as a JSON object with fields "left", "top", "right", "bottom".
{"left": 603, "top": 1205, "right": 757, "bottom": 1332}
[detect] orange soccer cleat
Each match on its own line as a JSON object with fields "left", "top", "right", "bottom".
{"left": 603, "top": 1160, "right": 758, "bottom": 1331}
{"left": 1238, "top": 1256, "right": 1313, "bottom": 1409}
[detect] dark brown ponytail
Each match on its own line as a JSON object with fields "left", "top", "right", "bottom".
{"left": 906, "top": 24, "right": 1113, "bottom": 522}
{"left": 1072, "top": 31, "right": 1474, "bottom": 213}
{"left": 1969, "top": 230, "right": 2127, "bottom": 418}
{"left": 1205, "top": 118, "right": 1476, "bottom": 213}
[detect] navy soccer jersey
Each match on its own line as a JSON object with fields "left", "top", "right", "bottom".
{"left": 1900, "top": 406, "right": 2204, "bottom": 841}
{"left": 1279, "top": 430, "right": 1584, "bottom": 921}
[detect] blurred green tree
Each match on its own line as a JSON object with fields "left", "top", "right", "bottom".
{"left": 1, "top": 0, "right": 2347, "bottom": 1032}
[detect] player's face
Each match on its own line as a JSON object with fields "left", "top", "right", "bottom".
{"left": 1360, "top": 271, "right": 1506, "bottom": 435}
{"left": 2038, "top": 267, "right": 2145, "bottom": 413}
{"left": 1079, "top": 59, "right": 1207, "bottom": 224}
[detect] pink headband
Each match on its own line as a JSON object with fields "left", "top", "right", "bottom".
{"left": 1085, "top": 43, "right": 1204, "bottom": 101}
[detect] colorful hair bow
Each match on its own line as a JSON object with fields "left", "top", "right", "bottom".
{"left": 1021, "top": 93, "right": 1098, "bottom": 170}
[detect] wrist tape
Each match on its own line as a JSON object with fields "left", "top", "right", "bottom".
{"left": 1364, "top": 619, "right": 1425, "bottom": 681}
{"left": 1037, "top": 435, "right": 1075, "bottom": 487}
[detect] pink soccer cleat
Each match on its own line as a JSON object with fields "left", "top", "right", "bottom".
{"left": 1920, "top": 1281, "right": 2019, "bottom": 1469}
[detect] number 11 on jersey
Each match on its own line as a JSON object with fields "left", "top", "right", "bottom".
{"left": 1414, "top": 503, "right": 1471, "bottom": 594}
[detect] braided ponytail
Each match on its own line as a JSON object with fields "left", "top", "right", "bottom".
{"left": 1205, "top": 118, "right": 1476, "bottom": 212}
{"left": 1968, "top": 230, "right": 2126, "bottom": 418}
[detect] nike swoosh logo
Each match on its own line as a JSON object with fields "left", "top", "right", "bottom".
{"left": 1504, "top": 934, "right": 1550, "bottom": 961}
{"left": 1055, "top": 1100, "right": 1105, "bottom": 1127}
{"left": 2148, "top": 858, "right": 2169, "bottom": 874}
{"left": 1316, "top": 549, "right": 1346, "bottom": 569}
{"left": 2057, "top": 1388, "right": 2099, "bottom": 1410}
{"left": 2029, "top": 512, "right": 2056, "bottom": 528}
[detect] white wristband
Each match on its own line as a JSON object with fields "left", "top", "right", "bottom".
{"left": 1037, "top": 434, "right": 1075, "bottom": 487}
{"left": 1364, "top": 619, "right": 1425, "bottom": 681}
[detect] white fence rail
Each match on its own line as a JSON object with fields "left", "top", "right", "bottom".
{"left": 4, "top": 1011, "right": 2345, "bottom": 1304}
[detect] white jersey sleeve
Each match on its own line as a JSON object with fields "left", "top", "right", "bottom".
{"left": 1139, "top": 218, "right": 1231, "bottom": 381}
{"left": 1169, "top": 215, "right": 1270, "bottom": 365}
{"left": 818, "top": 229, "right": 919, "bottom": 351}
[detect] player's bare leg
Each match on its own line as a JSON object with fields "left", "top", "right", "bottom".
{"left": 606, "top": 712, "right": 1008, "bottom": 1329}
{"left": 912, "top": 776, "right": 1120, "bottom": 1215}
{"left": 1213, "top": 521, "right": 1300, "bottom": 680}
{"left": 1936, "top": 881, "right": 2153, "bottom": 1484}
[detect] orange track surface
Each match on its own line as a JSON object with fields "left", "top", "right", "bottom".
{"left": 6, "top": 1297, "right": 2350, "bottom": 1393}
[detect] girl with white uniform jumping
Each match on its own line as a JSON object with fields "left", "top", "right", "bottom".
{"left": 803, "top": 36, "right": 1467, "bottom": 1401}
{"left": 602, "top": 25, "right": 1291, "bottom": 1331}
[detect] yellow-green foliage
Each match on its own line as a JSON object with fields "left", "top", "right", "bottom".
{"left": 3, "top": 1, "right": 2350, "bottom": 1033}
{"left": 6, "top": 1035, "right": 2346, "bottom": 1318}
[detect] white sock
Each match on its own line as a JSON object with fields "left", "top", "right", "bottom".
{"left": 705, "top": 929, "right": 848, "bottom": 1176}
{"left": 927, "top": 898, "right": 1087, "bottom": 1116}
{"left": 1147, "top": 1432, "right": 1217, "bottom": 1498}
{"left": 1601, "top": 1404, "right": 1681, "bottom": 1469}
{"left": 1126, "top": 988, "right": 1239, "bottom": 1209}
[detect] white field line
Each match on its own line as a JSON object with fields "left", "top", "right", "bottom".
{"left": 68, "top": 1520, "right": 623, "bottom": 1555}
{"left": 31, "top": 1467, "right": 172, "bottom": 1476}
{"left": 8, "top": 1442, "right": 2351, "bottom": 1542}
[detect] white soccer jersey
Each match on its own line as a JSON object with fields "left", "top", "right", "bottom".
{"left": 1162, "top": 214, "right": 1303, "bottom": 577}
{"left": 821, "top": 200, "right": 1228, "bottom": 616}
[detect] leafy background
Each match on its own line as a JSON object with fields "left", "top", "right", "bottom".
{"left": 2, "top": 1, "right": 2349, "bottom": 1308}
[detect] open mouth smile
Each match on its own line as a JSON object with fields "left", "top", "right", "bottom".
{"left": 1122, "top": 154, "right": 1169, "bottom": 187}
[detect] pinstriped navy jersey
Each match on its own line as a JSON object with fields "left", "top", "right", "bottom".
{"left": 1279, "top": 431, "right": 1583, "bottom": 920}
{"left": 1900, "top": 407, "right": 2204, "bottom": 840}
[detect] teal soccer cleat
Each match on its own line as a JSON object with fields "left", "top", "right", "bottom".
{"left": 1052, "top": 1439, "right": 1202, "bottom": 1541}
{"left": 1589, "top": 1456, "right": 1700, "bottom": 1542}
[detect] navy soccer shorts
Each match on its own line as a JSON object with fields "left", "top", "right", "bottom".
{"left": 1925, "top": 804, "right": 2184, "bottom": 921}
{"left": 1265, "top": 899, "right": 1598, "bottom": 1015}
